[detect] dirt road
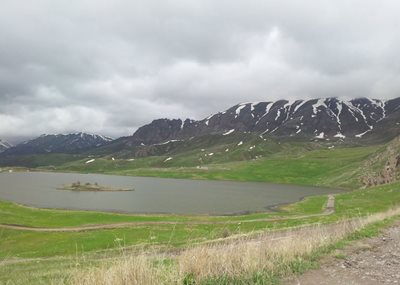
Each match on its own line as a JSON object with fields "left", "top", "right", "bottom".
{"left": 285, "top": 220, "right": 400, "bottom": 285}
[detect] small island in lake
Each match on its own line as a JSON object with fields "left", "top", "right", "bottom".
{"left": 59, "top": 181, "right": 134, "bottom": 192}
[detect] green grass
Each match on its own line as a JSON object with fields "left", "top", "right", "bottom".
{"left": 0, "top": 140, "right": 397, "bottom": 284}
{"left": 1, "top": 182, "right": 400, "bottom": 259}
{"left": 0, "top": 195, "right": 331, "bottom": 259}
{"left": 2, "top": 211, "right": 397, "bottom": 285}
{"left": 0, "top": 200, "right": 193, "bottom": 227}
{"left": 0, "top": 153, "right": 86, "bottom": 168}
{"left": 0, "top": 196, "right": 324, "bottom": 229}
{"left": 54, "top": 144, "right": 379, "bottom": 189}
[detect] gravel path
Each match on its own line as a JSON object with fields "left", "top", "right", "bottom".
{"left": 285, "top": 220, "right": 400, "bottom": 285}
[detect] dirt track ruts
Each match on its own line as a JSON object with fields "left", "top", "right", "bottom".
{"left": 285, "top": 220, "right": 400, "bottom": 285}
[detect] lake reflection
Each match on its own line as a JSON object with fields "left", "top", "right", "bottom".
{"left": 0, "top": 172, "right": 342, "bottom": 215}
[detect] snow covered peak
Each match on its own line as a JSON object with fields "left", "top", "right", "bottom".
{"left": 74, "top": 132, "right": 113, "bottom": 141}
{"left": 0, "top": 139, "right": 12, "bottom": 153}
{"left": 103, "top": 96, "right": 400, "bottom": 148}
{"left": 2, "top": 132, "right": 113, "bottom": 155}
{"left": 191, "top": 97, "right": 395, "bottom": 140}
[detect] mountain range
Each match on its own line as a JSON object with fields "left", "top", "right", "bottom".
{"left": 2, "top": 97, "right": 400, "bottom": 157}
{"left": 115, "top": 97, "right": 400, "bottom": 147}
{"left": 1, "top": 133, "right": 112, "bottom": 156}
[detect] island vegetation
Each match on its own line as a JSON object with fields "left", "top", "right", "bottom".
{"left": 59, "top": 181, "right": 134, "bottom": 192}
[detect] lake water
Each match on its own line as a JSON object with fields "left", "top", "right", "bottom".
{"left": 0, "top": 172, "right": 342, "bottom": 215}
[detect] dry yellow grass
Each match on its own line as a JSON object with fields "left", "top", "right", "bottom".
{"left": 69, "top": 207, "right": 400, "bottom": 285}
{"left": 69, "top": 255, "right": 177, "bottom": 285}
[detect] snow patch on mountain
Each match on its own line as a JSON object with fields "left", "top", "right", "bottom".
{"left": 293, "top": 100, "right": 306, "bottom": 113}
{"left": 312, "top": 99, "right": 328, "bottom": 114}
{"left": 154, "top": 140, "right": 182, "bottom": 146}
{"left": 334, "top": 133, "right": 346, "bottom": 139}
{"left": 275, "top": 109, "right": 281, "bottom": 120}
{"left": 0, "top": 139, "right": 12, "bottom": 151}
{"left": 235, "top": 104, "right": 246, "bottom": 118}
{"left": 355, "top": 129, "right": 372, "bottom": 138}
{"left": 333, "top": 101, "right": 343, "bottom": 130}
{"left": 255, "top": 102, "right": 273, "bottom": 125}
{"left": 223, "top": 129, "right": 235, "bottom": 136}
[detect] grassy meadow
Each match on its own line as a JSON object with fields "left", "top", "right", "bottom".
{"left": 1, "top": 141, "right": 399, "bottom": 284}
{"left": 53, "top": 141, "right": 381, "bottom": 189}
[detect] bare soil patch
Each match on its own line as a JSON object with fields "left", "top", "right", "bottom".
{"left": 285, "top": 220, "right": 400, "bottom": 285}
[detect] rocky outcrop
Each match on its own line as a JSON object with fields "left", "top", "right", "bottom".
{"left": 361, "top": 156, "right": 400, "bottom": 186}
{"left": 126, "top": 119, "right": 183, "bottom": 146}
{"left": 361, "top": 136, "right": 400, "bottom": 186}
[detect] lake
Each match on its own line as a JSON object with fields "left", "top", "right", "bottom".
{"left": 0, "top": 172, "right": 342, "bottom": 215}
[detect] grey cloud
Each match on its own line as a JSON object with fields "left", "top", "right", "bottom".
{"left": 1, "top": 0, "right": 400, "bottom": 142}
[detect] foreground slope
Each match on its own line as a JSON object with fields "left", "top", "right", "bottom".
{"left": 285, "top": 221, "right": 400, "bottom": 285}
{"left": 1, "top": 182, "right": 400, "bottom": 284}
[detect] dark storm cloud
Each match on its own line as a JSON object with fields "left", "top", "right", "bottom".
{"left": 1, "top": 0, "right": 400, "bottom": 142}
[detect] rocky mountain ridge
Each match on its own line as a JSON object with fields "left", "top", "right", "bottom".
{"left": 123, "top": 97, "right": 400, "bottom": 146}
{"left": 2, "top": 132, "right": 113, "bottom": 155}
{"left": 3, "top": 97, "right": 400, "bottom": 157}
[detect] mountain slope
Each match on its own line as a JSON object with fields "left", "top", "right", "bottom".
{"left": 0, "top": 139, "right": 12, "bottom": 153}
{"left": 2, "top": 133, "right": 113, "bottom": 155}
{"left": 3, "top": 97, "right": 399, "bottom": 159}
{"left": 114, "top": 97, "right": 397, "bottom": 150}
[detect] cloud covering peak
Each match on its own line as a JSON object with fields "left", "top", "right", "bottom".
{"left": 1, "top": 0, "right": 400, "bottom": 142}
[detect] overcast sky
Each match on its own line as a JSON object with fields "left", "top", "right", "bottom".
{"left": 1, "top": 0, "right": 400, "bottom": 142}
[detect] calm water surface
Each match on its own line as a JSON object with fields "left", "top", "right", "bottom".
{"left": 0, "top": 172, "right": 342, "bottom": 215}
